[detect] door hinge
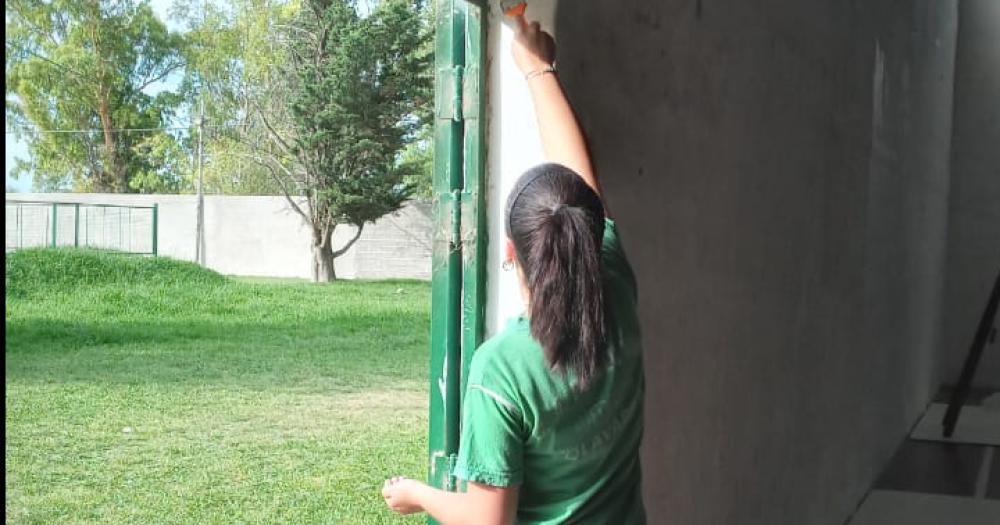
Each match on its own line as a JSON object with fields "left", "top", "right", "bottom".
{"left": 438, "top": 189, "right": 478, "bottom": 252}
{"left": 436, "top": 65, "right": 464, "bottom": 122}
{"left": 462, "top": 64, "right": 479, "bottom": 120}
{"left": 459, "top": 190, "right": 479, "bottom": 257}
{"left": 429, "top": 451, "right": 460, "bottom": 491}
{"left": 436, "top": 190, "right": 460, "bottom": 252}
{"left": 450, "top": 189, "right": 462, "bottom": 251}
{"left": 445, "top": 453, "right": 459, "bottom": 491}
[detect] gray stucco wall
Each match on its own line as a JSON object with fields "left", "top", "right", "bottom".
{"left": 548, "top": 1, "right": 958, "bottom": 524}
{"left": 942, "top": 0, "right": 1000, "bottom": 389}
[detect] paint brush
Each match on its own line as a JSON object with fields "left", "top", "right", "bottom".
{"left": 500, "top": 1, "right": 527, "bottom": 18}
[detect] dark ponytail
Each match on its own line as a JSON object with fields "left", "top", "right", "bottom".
{"left": 506, "top": 163, "right": 607, "bottom": 388}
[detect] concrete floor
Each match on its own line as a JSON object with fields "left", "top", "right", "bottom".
{"left": 848, "top": 491, "right": 1000, "bottom": 525}
{"left": 847, "top": 390, "right": 1000, "bottom": 524}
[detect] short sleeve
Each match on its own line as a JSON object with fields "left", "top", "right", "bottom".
{"left": 602, "top": 219, "right": 638, "bottom": 301}
{"left": 451, "top": 353, "right": 525, "bottom": 487}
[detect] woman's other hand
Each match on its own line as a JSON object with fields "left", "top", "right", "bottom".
{"left": 382, "top": 476, "right": 426, "bottom": 515}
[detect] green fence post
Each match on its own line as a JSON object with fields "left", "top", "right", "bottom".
{"left": 51, "top": 203, "right": 58, "bottom": 247}
{"left": 74, "top": 204, "right": 80, "bottom": 247}
{"left": 151, "top": 204, "right": 158, "bottom": 256}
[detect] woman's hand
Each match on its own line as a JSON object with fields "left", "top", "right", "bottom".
{"left": 382, "top": 476, "right": 426, "bottom": 515}
{"left": 509, "top": 16, "right": 602, "bottom": 199}
{"left": 382, "top": 476, "right": 519, "bottom": 525}
{"left": 512, "top": 15, "right": 556, "bottom": 76}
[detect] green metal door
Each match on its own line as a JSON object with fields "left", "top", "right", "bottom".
{"left": 427, "top": 0, "right": 487, "bottom": 511}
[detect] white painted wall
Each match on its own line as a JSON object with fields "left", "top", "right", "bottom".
{"left": 5, "top": 193, "right": 431, "bottom": 280}
{"left": 485, "top": 0, "right": 558, "bottom": 334}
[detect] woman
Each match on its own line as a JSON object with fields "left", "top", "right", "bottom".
{"left": 383, "top": 15, "right": 645, "bottom": 525}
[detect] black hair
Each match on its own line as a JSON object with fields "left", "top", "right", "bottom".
{"left": 506, "top": 163, "right": 607, "bottom": 388}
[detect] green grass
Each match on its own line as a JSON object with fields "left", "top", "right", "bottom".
{"left": 5, "top": 249, "right": 431, "bottom": 524}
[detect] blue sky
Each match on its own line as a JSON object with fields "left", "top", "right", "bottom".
{"left": 5, "top": 0, "right": 179, "bottom": 192}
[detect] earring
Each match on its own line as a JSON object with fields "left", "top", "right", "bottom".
{"left": 502, "top": 260, "right": 513, "bottom": 271}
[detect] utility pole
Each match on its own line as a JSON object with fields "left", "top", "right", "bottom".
{"left": 195, "top": 97, "right": 205, "bottom": 266}
{"left": 194, "top": 0, "right": 207, "bottom": 266}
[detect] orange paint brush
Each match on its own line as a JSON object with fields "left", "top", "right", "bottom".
{"left": 501, "top": 1, "right": 527, "bottom": 17}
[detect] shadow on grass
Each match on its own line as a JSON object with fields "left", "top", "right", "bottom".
{"left": 5, "top": 316, "right": 429, "bottom": 392}
{"left": 6, "top": 310, "right": 426, "bottom": 347}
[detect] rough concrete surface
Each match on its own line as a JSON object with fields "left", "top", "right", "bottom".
{"left": 942, "top": 0, "right": 1000, "bottom": 389}
{"left": 551, "top": 1, "right": 961, "bottom": 523}
{"left": 486, "top": 0, "right": 964, "bottom": 524}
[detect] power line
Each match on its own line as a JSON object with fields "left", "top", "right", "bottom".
{"left": 5, "top": 123, "right": 243, "bottom": 135}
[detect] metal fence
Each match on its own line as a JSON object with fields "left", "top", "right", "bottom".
{"left": 5, "top": 200, "right": 158, "bottom": 255}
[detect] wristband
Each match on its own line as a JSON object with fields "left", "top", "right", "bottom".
{"left": 525, "top": 64, "right": 557, "bottom": 80}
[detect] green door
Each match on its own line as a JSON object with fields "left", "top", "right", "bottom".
{"left": 427, "top": 0, "right": 487, "bottom": 514}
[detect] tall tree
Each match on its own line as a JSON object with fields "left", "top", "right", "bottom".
{"left": 398, "top": 0, "right": 434, "bottom": 199}
{"left": 6, "top": 0, "right": 185, "bottom": 192}
{"left": 253, "top": 0, "right": 431, "bottom": 281}
{"left": 399, "top": 122, "right": 433, "bottom": 198}
{"left": 170, "top": 0, "right": 289, "bottom": 196}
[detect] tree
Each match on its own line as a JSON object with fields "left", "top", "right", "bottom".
{"left": 398, "top": 0, "right": 434, "bottom": 199}
{"left": 399, "top": 122, "right": 433, "bottom": 199}
{"left": 252, "top": 0, "right": 431, "bottom": 281}
{"left": 170, "top": 0, "right": 289, "bottom": 196}
{"left": 6, "top": 0, "right": 186, "bottom": 193}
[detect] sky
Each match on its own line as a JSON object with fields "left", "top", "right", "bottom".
{"left": 5, "top": 0, "right": 179, "bottom": 193}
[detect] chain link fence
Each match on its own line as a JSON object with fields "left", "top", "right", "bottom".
{"left": 5, "top": 200, "right": 158, "bottom": 255}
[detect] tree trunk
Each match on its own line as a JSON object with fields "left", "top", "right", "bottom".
{"left": 310, "top": 223, "right": 365, "bottom": 283}
{"left": 97, "top": 95, "right": 122, "bottom": 192}
{"left": 312, "top": 225, "right": 336, "bottom": 282}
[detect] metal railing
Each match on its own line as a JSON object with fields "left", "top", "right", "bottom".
{"left": 5, "top": 200, "right": 158, "bottom": 255}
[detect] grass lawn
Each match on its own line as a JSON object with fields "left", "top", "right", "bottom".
{"left": 5, "top": 249, "right": 430, "bottom": 524}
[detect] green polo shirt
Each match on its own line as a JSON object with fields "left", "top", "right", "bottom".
{"left": 452, "top": 219, "right": 645, "bottom": 524}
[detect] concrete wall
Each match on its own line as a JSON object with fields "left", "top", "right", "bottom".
{"left": 942, "top": 0, "right": 1000, "bottom": 389}
{"left": 5, "top": 193, "right": 431, "bottom": 280}
{"left": 485, "top": 1, "right": 959, "bottom": 524}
